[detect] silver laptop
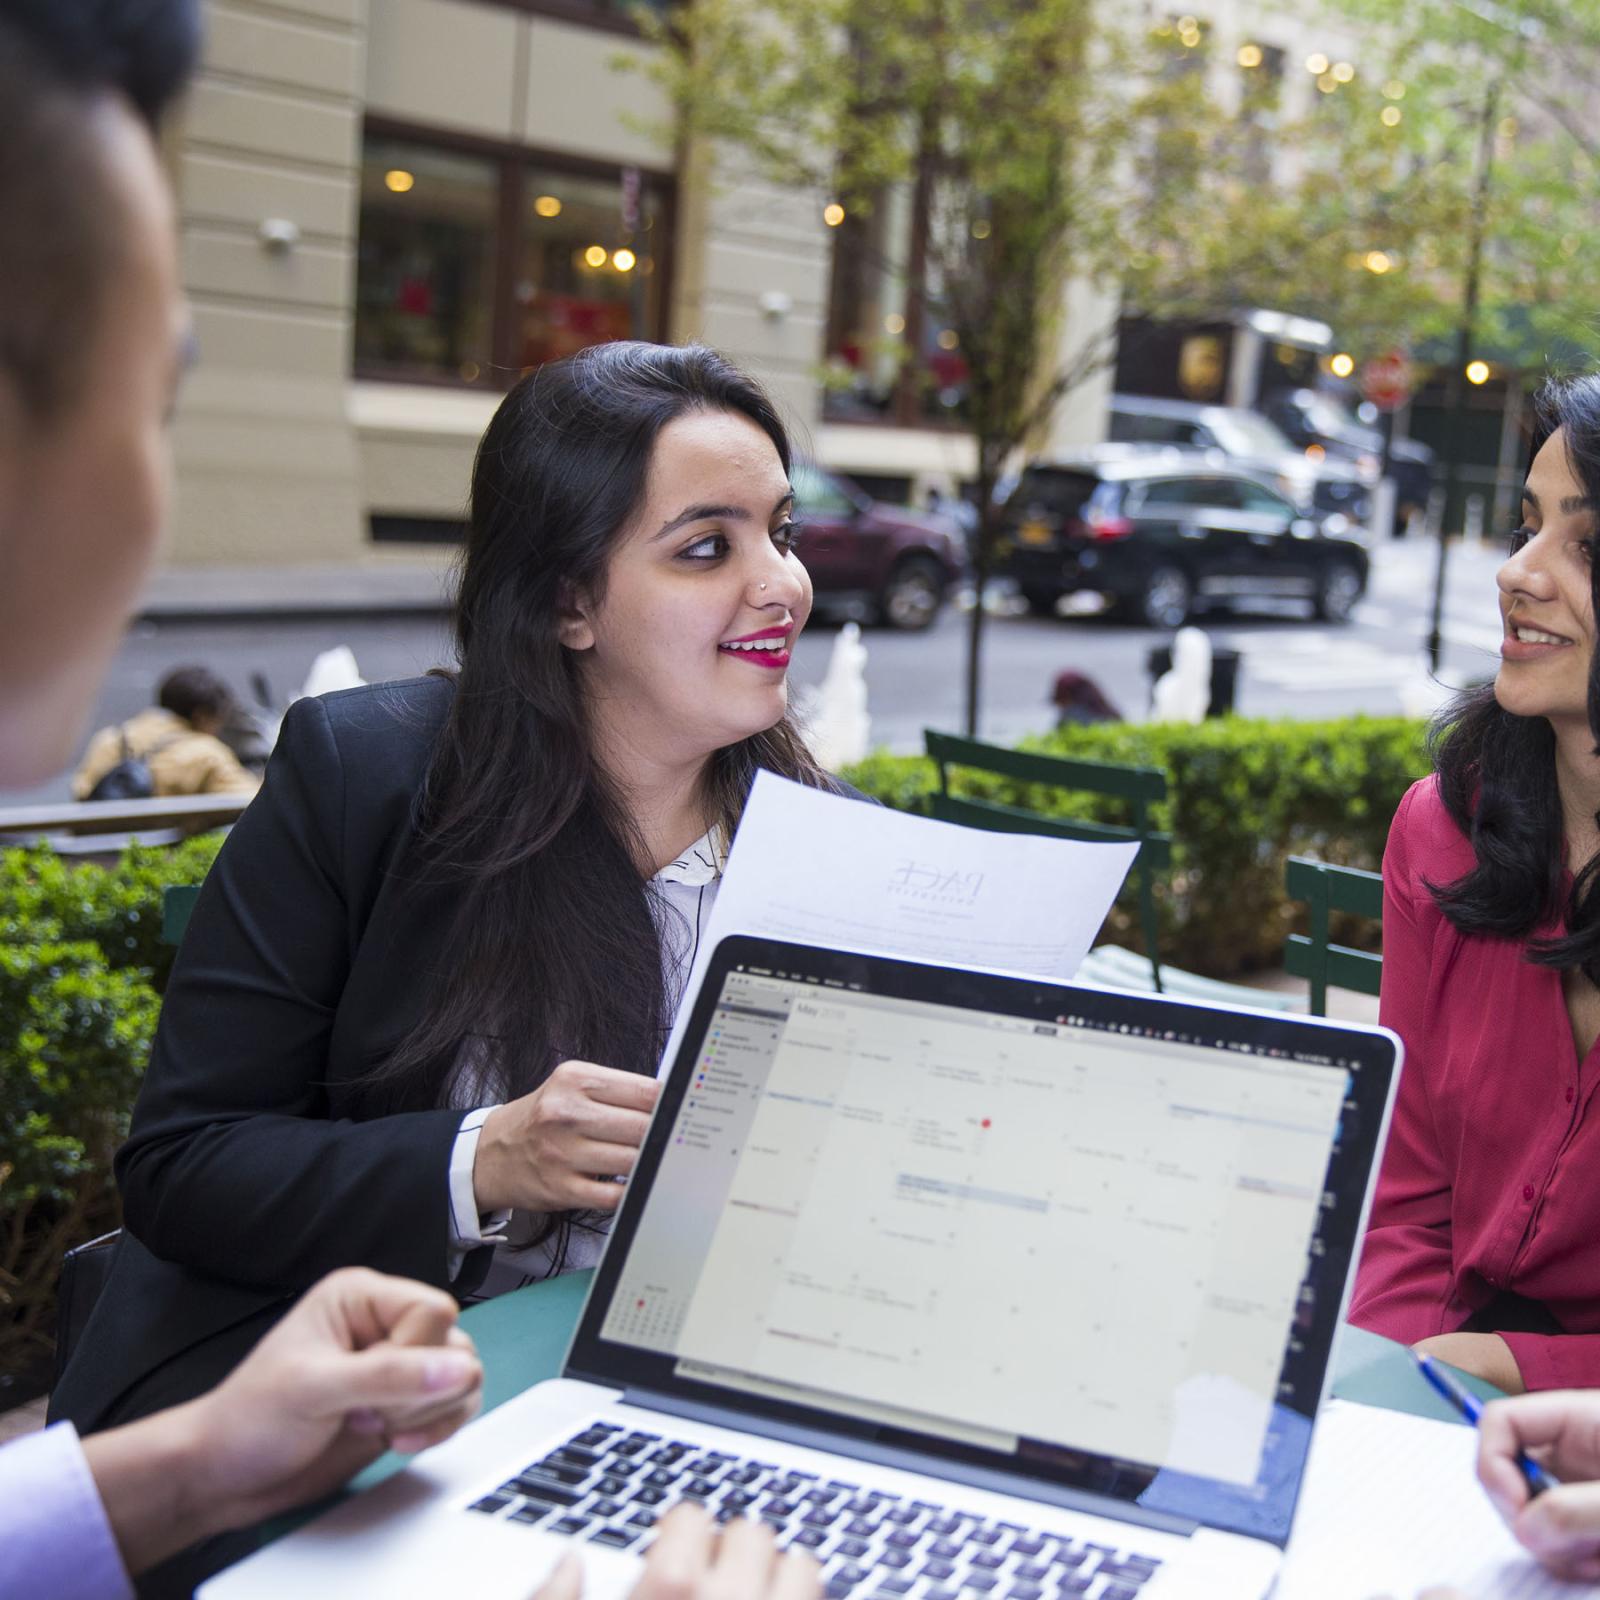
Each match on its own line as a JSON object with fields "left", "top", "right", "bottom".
{"left": 205, "top": 936, "right": 1400, "bottom": 1600}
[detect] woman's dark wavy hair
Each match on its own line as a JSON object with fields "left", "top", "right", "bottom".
{"left": 369, "top": 341, "right": 831, "bottom": 1115}
{"left": 1430, "top": 373, "right": 1600, "bottom": 981}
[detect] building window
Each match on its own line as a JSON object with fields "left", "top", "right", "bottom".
{"left": 472, "top": 0, "right": 672, "bottom": 35}
{"left": 516, "top": 168, "right": 664, "bottom": 369}
{"left": 1239, "top": 42, "right": 1285, "bottom": 182}
{"left": 356, "top": 139, "right": 499, "bottom": 384}
{"left": 354, "top": 127, "right": 670, "bottom": 388}
{"left": 822, "top": 179, "right": 969, "bottom": 428}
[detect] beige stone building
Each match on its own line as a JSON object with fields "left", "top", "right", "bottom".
{"left": 167, "top": 0, "right": 830, "bottom": 564}
{"left": 165, "top": 0, "right": 1377, "bottom": 567}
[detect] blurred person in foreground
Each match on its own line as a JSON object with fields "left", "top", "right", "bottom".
{"left": 0, "top": 4, "right": 816, "bottom": 1600}
{"left": 72, "top": 664, "right": 260, "bottom": 800}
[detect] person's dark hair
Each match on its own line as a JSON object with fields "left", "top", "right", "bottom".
{"left": 157, "top": 664, "right": 235, "bottom": 725}
{"left": 1430, "top": 373, "right": 1600, "bottom": 983}
{"left": 372, "top": 342, "right": 831, "bottom": 1125}
{"left": 0, "top": 0, "right": 200, "bottom": 417}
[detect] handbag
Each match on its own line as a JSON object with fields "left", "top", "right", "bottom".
{"left": 84, "top": 726, "right": 180, "bottom": 801}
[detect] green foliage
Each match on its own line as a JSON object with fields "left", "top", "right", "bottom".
{"left": 2, "top": 943, "right": 160, "bottom": 1204}
{"left": 626, "top": 0, "right": 1241, "bottom": 729}
{"left": 1158, "top": 0, "right": 1600, "bottom": 371}
{"left": 842, "top": 715, "right": 1430, "bottom": 974}
{"left": 0, "top": 835, "right": 223, "bottom": 987}
{"left": 0, "top": 836, "right": 222, "bottom": 1379}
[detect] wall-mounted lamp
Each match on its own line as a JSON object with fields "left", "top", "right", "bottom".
{"left": 259, "top": 217, "right": 301, "bottom": 254}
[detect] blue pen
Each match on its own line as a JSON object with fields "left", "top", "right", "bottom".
{"left": 1413, "top": 1350, "right": 1559, "bottom": 1498}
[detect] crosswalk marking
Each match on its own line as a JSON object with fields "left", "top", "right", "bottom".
{"left": 1226, "top": 613, "right": 1499, "bottom": 693}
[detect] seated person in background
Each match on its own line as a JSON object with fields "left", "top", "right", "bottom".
{"left": 54, "top": 338, "right": 845, "bottom": 1444}
{"left": 72, "top": 664, "right": 260, "bottom": 799}
{"left": 1349, "top": 374, "right": 1600, "bottom": 1395}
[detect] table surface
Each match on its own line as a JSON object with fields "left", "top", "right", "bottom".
{"left": 345, "top": 1271, "right": 1500, "bottom": 1497}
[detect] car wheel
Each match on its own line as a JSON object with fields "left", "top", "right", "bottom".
{"left": 1138, "top": 564, "right": 1192, "bottom": 629}
{"left": 877, "top": 555, "right": 946, "bottom": 631}
{"left": 1020, "top": 585, "right": 1063, "bottom": 617}
{"left": 1314, "top": 558, "right": 1365, "bottom": 623}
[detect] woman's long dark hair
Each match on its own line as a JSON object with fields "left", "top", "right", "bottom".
{"left": 371, "top": 342, "right": 830, "bottom": 1111}
{"left": 1430, "top": 373, "right": 1600, "bottom": 982}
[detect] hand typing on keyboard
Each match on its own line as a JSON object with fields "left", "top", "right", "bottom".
{"left": 473, "top": 1423, "right": 1164, "bottom": 1600}
{"left": 532, "top": 1504, "right": 821, "bottom": 1600}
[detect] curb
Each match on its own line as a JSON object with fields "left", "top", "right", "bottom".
{"left": 134, "top": 598, "right": 452, "bottom": 626}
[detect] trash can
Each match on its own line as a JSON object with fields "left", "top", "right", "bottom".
{"left": 1146, "top": 644, "right": 1241, "bottom": 718}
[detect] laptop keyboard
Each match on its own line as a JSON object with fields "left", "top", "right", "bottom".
{"left": 467, "top": 1421, "right": 1164, "bottom": 1600}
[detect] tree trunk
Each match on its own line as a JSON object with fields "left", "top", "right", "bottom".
{"left": 963, "top": 453, "right": 1004, "bottom": 736}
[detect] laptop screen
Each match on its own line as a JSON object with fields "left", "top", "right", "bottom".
{"left": 567, "top": 937, "right": 1398, "bottom": 1549}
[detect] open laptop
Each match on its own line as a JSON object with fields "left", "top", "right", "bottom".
{"left": 205, "top": 935, "right": 1400, "bottom": 1600}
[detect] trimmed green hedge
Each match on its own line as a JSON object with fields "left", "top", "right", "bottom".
{"left": 842, "top": 715, "right": 1430, "bottom": 975}
{"left": 0, "top": 836, "right": 224, "bottom": 1380}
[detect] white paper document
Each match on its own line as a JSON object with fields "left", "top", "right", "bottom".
{"left": 658, "top": 771, "right": 1138, "bottom": 1073}
{"left": 1275, "top": 1400, "right": 1570, "bottom": 1599}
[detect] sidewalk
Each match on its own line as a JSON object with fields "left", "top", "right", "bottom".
{"left": 136, "top": 551, "right": 458, "bottom": 624}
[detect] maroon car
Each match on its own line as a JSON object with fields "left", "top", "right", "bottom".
{"left": 791, "top": 461, "right": 966, "bottom": 630}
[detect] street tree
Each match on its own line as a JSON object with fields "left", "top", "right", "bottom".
{"left": 1151, "top": 0, "right": 1600, "bottom": 660}
{"left": 1147, "top": 0, "right": 1600, "bottom": 376}
{"left": 627, "top": 0, "right": 1236, "bottom": 735}
{"left": 628, "top": 0, "right": 1600, "bottom": 730}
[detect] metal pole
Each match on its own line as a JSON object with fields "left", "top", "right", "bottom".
{"left": 1428, "top": 79, "right": 1500, "bottom": 672}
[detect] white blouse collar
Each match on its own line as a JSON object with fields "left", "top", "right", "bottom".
{"left": 653, "top": 824, "right": 725, "bottom": 887}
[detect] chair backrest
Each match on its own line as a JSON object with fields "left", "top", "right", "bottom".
{"left": 924, "top": 730, "right": 1170, "bottom": 988}
{"left": 1283, "top": 855, "right": 1384, "bottom": 1016}
{"left": 161, "top": 883, "right": 202, "bottom": 947}
{"left": 52, "top": 1229, "right": 121, "bottom": 1392}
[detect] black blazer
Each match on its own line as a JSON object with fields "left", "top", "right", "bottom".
{"left": 51, "top": 675, "right": 862, "bottom": 1433}
{"left": 52, "top": 676, "right": 479, "bottom": 1432}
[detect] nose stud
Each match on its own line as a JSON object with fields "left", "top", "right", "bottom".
{"left": 760, "top": 581, "right": 768, "bottom": 591}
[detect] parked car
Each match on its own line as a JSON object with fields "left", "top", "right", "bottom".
{"left": 998, "top": 454, "right": 1370, "bottom": 628}
{"left": 1107, "top": 393, "right": 1373, "bottom": 527}
{"left": 790, "top": 461, "right": 966, "bottom": 630}
{"left": 1262, "top": 387, "right": 1434, "bottom": 534}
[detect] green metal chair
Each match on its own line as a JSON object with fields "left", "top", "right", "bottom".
{"left": 1283, "top": 855, "right": 1384, "bottom": 1017}
{"left": 161, "top": 883, "right": 202, "bottom": 947}
{"left": 924, "top": 730, "right": 1171, "bottom": 991}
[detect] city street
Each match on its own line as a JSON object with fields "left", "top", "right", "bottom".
{"left": 11, "top": 535, "right": 1508, "bottom": 805}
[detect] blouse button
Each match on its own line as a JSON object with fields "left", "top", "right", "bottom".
{"left": 1522, "top": 1184, "right": 1536, "bottom": 1202}
{"left": 1567, "top": 1087, "right": 1576, "bottom": 1104}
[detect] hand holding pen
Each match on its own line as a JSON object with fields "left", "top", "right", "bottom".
{"left": 1413, "top": 1353, "right": 1558, "bottom": 1499}
{"left": 1414, "top": 1358, "right": 1600, "bottom": 1586}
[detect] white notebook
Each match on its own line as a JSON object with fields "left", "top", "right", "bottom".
{"left": 1276, "top": 1400, "right": 1575, "bottom": 1598}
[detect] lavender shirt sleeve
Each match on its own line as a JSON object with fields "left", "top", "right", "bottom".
{"left": 0, "top": 1423, "right": 133, "bottom": 1600}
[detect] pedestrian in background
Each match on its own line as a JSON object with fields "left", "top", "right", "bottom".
{"left": 72, "top": 664, "right": 260, "bottom": 800}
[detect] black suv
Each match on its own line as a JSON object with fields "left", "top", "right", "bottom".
{"left": 1000, "top": 456, "right": 1370, "bottom": 628}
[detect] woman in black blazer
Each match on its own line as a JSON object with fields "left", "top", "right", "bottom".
{"left": 53, "top": 342, "right": 840, "bottom": 1435}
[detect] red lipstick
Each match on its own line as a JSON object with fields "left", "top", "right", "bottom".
{"left": 718, "top": 623, "right": 792, "bottom": 670}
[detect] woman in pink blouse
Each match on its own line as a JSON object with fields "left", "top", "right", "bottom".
{"left": 1350, "top": 375, "right": 1600, "bottom": 1394}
